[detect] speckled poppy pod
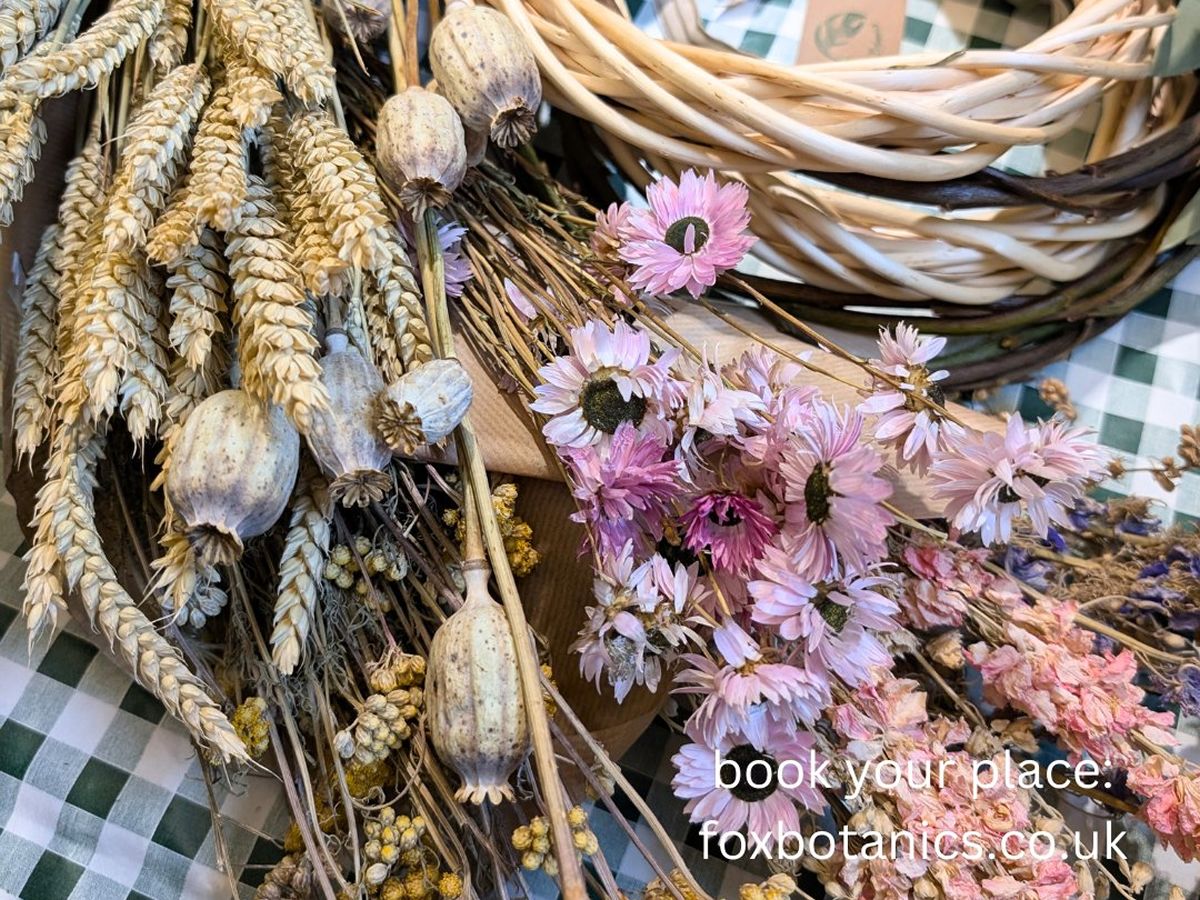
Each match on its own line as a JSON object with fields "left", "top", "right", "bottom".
{"left": 375, "top": 358, "right": 474, "bottom": 455}
{"left": 427, "top": 563, "right": 530, "bottom": 803}
{"left": 375, "top": 86, "right": 467, "bottom": 217}
{"left": 305, "top": 330, "right": 393, "bottom": 507}
{"left": 429, "top": 1, "right": 542, "bottom": 149}
{"left": 166, "top": 389, "right": 300, "bottom": 566}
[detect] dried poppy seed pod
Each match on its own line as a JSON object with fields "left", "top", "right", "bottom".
{"left": 376, "top": 87, "right": 467, "bottom": 217}
{"left": 427, "top": 565, "right": 529, "bottom": 803}
{"left": 323, "top": 0, "right": 390, "bottom": 44}
{"left": 305, "top": 330, "right": 393, "bottom": 506}
{"left": 376, "top": 359, "right": 473, "bottom": 454}
{"left": 166, "top": 390, "right": 300, "bottom": 566}
{"left": 430, "top": 2, "right": 541, "bottom": 148}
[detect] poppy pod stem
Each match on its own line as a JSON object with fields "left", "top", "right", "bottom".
{"left": 415, "top": 209, "right": 587, "bottom": 899}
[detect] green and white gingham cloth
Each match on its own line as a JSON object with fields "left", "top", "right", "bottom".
{"left": 2, "top": 0, "right": 1199, "bottom": 897}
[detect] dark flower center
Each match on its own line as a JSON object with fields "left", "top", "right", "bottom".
{"left": 998, "top": 473, "right": 1049, "bottom": 504}
{"left": 707, "top": 500, "right": 743, "bottom": 527}
{"left": 818, "top": 600, "right": 850, "bottom": 634}
{"left": 902, "top": 368, "right": 946, "bottom": 413}
{"left": 664, "top": 216, "right": 711, "bottom": 254}
{"left": 724, "top": 744, "right": 779, "bottom": 802}
{"left": 804, "top": 463, "right": 833, "bottom": 524}
{"left": 581, "top": 377, "right": 647, "bottom": 434}
{"left": 656, "top": 535, "right": 699, "bottom": 568}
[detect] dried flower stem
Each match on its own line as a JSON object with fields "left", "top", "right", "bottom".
{"left": 415, "top": 209, "right": 586, "bottom": 899}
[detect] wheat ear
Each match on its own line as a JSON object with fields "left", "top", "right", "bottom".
{"left": 228, "top": 174, "right": 329, "bottom": 432}
{"left": 166, "top": 227, "right": 228, "bottom": 372}
{"left": 118, "top": 266, "right": 170, "bottom": 444}
{"left": 221, "top": 46, "right": 283, "bottom": 130}
{"left": 0, "top": 0, "right": 68, "bottom": 70}
{"left": 285, "top": 107, "right": 392, "bottom": 271}
{"left": 151, "top": 526, "right": 229, "bottom": 627}
{"left": 268, "top": 112, "right": 348, "bottom": 297}
{"left": 0, "top": 98, "right": 46, "bottom": 226}
{"left": 365, "top": 233, "right": 433, "bottom": 380}
{"left": 2, "top": 0, "right": 165, "bottom": 98}
{"left": 149, "top": 0, "right": 193, "bottom": 72}
{"left": 12, "top": 224, "right": 61, "bottom": 458}
{"left": 271, "top": 475, "right": 330, "bottom": 674}
{"left": 259, "top": 0, "right": 334, "bottom": 104}
{"left": 54, "top": 135, "right": 108, "bottom": 361}
{"left": 56, "top": 432, "right": 246, "bottom": 761}
{"left": 189, "top": 78, "right": 250, "bottom": 233}
{"left": 103, "top": 63, "right": 209, "bottom": 252}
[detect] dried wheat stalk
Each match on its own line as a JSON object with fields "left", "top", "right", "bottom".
{"left": 285, "top": 107, "right": 392, "bottom": 271}
{"left": 268, "top": 112, "right": 349, "bottom": 297}
{"left": 0, "top": 98, "right": 46, "bottom": 226}
{"left": 151, "top": 527, "right": 228, "bottom": 627}
{"left": 260, "top": 0, "right": 334, "bottom": 104}
{"left": 227, "top": 174, "right": 329, "bottom": 432}
{"left": 271, "top": 475, "right": 330, "bottom": 674}
{"left": 118, "top": 272, "right": 170, "bottom": 444}
{"left": 1, "top": 0, "right": 165, "bottom": 98}
{"left": 223, "top": 51, "right": 283, "bottom": 130}
{"left": 149, "top": 0, "right": 193, "bottom": 72}
{"left": 189, "top": 78, "right": 250, "bottom": 233}
{"left": 365, "top": 232, "right": 433, "bottom": 380}
{"left": 103, "top": 62, "right": 210, "bottom": 252}
{"left": 166, "top": 227, "right": 229, "bottom": 372}
{"left": 12, "top": 224, "right": 61, "bottom": 458}
{"left": 53, "top": 137, "right": 108, "bottom": 365}
{"left": 0, "top": 0, "right": 67, "bottom": 70}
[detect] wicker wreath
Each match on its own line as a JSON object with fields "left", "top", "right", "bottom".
{"left": 491, "top": 0, "right": 1199, "bottom": 354}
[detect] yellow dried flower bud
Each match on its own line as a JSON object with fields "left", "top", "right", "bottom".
{"left": 335, "top": 571, "right": 354, "bottom": 589}
{"left": 528, "top": 817, "right": 548, "bottom": 837}
{"left": 438, "top": 872, "right": 463, "bottom": 898}
{"left": 520, "top": 851, "right": 542, "bottom": 871}
{"left": 512, "top": 826, "right": 532, "bottom": 850}
{"left": 531, "top": 835, "right": 550, "bottom": 855}
{"left": 323, "top": 561, "right": 344, "bottom": 581}
{"left": 354, "top": 536, "right": 372, "bottom": 556}
{"left": 567, "top": 806, "right": 587, "bottom": 828}
{"left": 331, "top": 545, "right": 352, "bottom": 566}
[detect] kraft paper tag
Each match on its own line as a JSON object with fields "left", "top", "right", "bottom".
{"left": 796, "top": 0, "right": 905, "bottom": 64}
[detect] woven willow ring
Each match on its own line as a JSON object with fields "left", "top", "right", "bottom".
{"left": 490, "top": 0, "right": 1198, "bottom": 333}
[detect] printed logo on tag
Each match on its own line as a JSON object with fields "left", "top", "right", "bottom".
{"left": 796, "top": 0, "right": 904, "bottom": 64}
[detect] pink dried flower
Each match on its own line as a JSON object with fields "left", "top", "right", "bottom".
{"left": 573, "top": 547, "right": 696, "bottom": 701}
{"left": 674, "top": 653, "right": 830, "bottom": 749}
{"left": 896, "top": 541, "right": 1012, "bottom": 630}
{"left": 531, "top": 319, "right": 680, "bottom": 449}
{"left": 681, "top": 490, "right": 776, "bottom": 575}
{"left": 1128, "top": 754, "right": 1200, "bottom": 862}
{"left": 502, "top": 277, "right": 538, "bottom": 322}
{"left": 966, "top": 597, "right": 1177, "bottom": 766}
{"left": 672, "top": 718, "right": 826, "bottom": 846}
{"left": 591, "top": 201, "right": 633, "bottom": 256}
{"left": 932, "top": 416, "right": 1100, "bottom": 544}
{"left": 618, "top": 170, "right": 756, "bottom": 298}
{"left": 778, "top": 402, "right": 894, "bottom": 581}
{"left": 750, "top": 546, "right": 897, "bottom": 685}
{"left": 860, "top": 323, "right": 961, "bottom": 474}
{"left": 565, "top": 423, "right": 679, "bottom": 556}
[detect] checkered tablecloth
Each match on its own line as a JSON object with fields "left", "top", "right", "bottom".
{"left": 2, "top": 0, "right": 1199, "bottom": 897}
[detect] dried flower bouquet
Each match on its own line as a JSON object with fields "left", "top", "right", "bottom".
{"left": 1, "top": 0, "right": 1199, "bottom": 898}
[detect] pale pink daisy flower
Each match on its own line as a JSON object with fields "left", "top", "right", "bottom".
{"left": 778, "top": 402, "right": 894, "bottom": 581}
{"left": 672, "top": 719, "right": 826, "bottom": 846}
{"left": 1030, "top": 418, "right": 1107, "bottom": 483}
{"left": 674, "top": 652, "right": 830, "bottom": 748}
{"left": 531, "top": 319, "right": 681, "bottom": 449}
{"left": 618, "top": 170, "right": 756, "bottom": 298}
{"left": 749, "top": 546, "right": 898, "bottom": 685}
{"left": 932, "top": 415, "right": 1095, "bottom": 545}
{"left": 679, "top": 361, "right": 767, "bottom": 454}
{"left": 591, "top": 201, "right": 633, "bottom": 257}
{"left": 573, "top": 547, "right": 693, "bottom": 701}
{"left": 860, "top": 323, "right": 962, "bottom": 474}
{"left": 565, "top": 423, "right": 679, "bottom": 555}
{"left": 681, "top": 490, "right": 777, "bottom": 575}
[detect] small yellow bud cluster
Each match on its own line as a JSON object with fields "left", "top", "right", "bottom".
{"left": 584, "top": 761, "right": 616, "bottom": 800}
{"left": 540, "top": 663, "right": 557, "bottom": 717}
{"left": 379, "top": 865, "right": 461, "bottom": 899}
{"left": 344, "top": 757, "right": 393, "bottom": 799}
{"left": 231, "top": 697, "right": 270, "bottom": 759}
{"left": 738, "top": 874, "right": 797, "bottom": 900}
{"left": 324, "top": 535, "right": 408, "bottom": 606}
{"left": 364, "top": 807, "right": 427, "bottom": 886}
{"left": 511, "top": 807, "right": 597, "bottom": 877}
{"left": 444, "top": 482, "right": 540, "bottom": 576}
{"left": 642, "top": 870, "right": 701, "bottom": 900}
{"left": 337, "top": 687, "right": 424, "bottom": 766}
{"left": 368, "top": 652, "right": 426, "bottom": 693}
